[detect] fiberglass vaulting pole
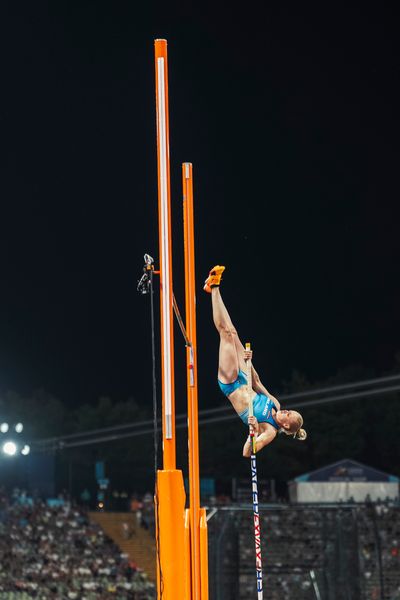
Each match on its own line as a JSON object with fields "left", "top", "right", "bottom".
{"left": 246, "top": 343, "right": 264, "bottom": 599}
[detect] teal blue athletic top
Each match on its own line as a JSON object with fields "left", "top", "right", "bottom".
{"left": 218, "top": 371, "right": 279, "bottom": 429}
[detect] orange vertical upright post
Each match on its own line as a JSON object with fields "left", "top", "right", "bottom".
{"left": 182, "top": 162, "right": 207, "bottom": 599}
{"left": 154, "top": 38, "right": 176, "bottom": 469}
{"left": 154, "top": 39, "right": 187, "bottom": 600}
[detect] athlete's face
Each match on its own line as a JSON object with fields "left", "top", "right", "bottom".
{"left": 277, "top": 410, "right": 302, "bottom": 432}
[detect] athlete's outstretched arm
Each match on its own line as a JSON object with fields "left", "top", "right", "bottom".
{"left": 242, "top": 417, "right": 277, "bottom": 457}
{"left": 251, "top": 365, "right": 281, "bottom": 410}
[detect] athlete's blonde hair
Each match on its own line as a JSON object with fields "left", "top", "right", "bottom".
{"left": 293, "top": 428, "right": 307, "bottom": 441}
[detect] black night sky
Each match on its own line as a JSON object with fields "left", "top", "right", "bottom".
{"left": 1, "top": 3, "right": 399, "bottom": 415}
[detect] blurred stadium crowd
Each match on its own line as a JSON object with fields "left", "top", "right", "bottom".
{"left": 1, "top": 482, "right": 399, "bottom": 599}
{"left": 0, "top": 488, "right": 155, "bottom": 600}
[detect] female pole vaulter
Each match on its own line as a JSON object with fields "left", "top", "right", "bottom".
{"left": 204, "top": 265, "right": 307, "bottom": 457}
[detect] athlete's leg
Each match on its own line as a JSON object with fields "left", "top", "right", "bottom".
{"left": 211, "top": 285, "right": 234, "bottom": 331}
{"left": 211, "top": 287, "right": 247, "bottom": 382}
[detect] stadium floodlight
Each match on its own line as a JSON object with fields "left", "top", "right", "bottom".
{"left": 3, "top": 441, "right": 17, "bottom": 456}
{"left": 0, "top": 423, "right": 9, "bottom": 433}
{"left": 21, "top": 444, "right": 30, "bottom": 456}
{"left": 15, "top": 423, "right": 23, "bottom": 433}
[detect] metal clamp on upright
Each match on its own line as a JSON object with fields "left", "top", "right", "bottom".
{"left": 137, "top": 254, "right": 155, "bottom": 294}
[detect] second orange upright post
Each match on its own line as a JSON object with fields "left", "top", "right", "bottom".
{"left": 182, "top": 162, "right": 208, "bottom": 600}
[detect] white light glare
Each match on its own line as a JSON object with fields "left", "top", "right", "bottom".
{"left": 15, "top": 423, "right": 23, "bottom": 433}
{"left": 0, "top": 423, "right": 9, "bottom": 433}
{"left": 21, "top": 444, "right": 30, "bottom": 456}
{"left": 3, "top": 441, "right": 17, "bottom": 456}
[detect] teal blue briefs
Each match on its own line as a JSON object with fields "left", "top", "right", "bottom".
{"left": 218, "top": 369, "right": 248, "bottom": 396}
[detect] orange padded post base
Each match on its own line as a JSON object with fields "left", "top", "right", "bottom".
{"left": 156, "top": 469, "right": 188, "bottom": 599}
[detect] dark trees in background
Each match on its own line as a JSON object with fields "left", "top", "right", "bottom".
{"left": 1, "top": 360, "right": 399, "bottom": 495}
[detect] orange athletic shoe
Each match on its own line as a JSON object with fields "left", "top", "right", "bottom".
{"left": 203, "top": 265, "right": 225, "bottom": 293}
